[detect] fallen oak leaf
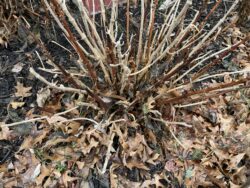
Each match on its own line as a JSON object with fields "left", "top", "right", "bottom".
{"left": 110, "top": 164, "right": 120, "bottom": 188}
{"left": 0, "top": 124, "right": 12, "bottom": 140}
{"left": 15, "top": 82, "right": 32, "bottom": 98}
{"left": 217, "top": 114, "right": 235, "bottom": 135}
{"left": 13, "top": 150, "right": 41, "bottom": 184}
{"left": 230, "top": 166, "right": 248, "bottom": 186}
{"left": 32, "top": 128, "right": 50, "bottom": 145}
{"left": 42, "top": 137, "right": 76, "bottom": 149}
{"left": 62, "top": 170, "right": 79, "bottom": 187}
{"left": 36, "top": 165, "right": 51, "bottom": 186}
{"left": 143, "top": 96, "right": 155, "bottom": 114}
{"left": 2, "top": 178, "right": 18, "bottom": 187}
{"left": 125, "top": 160, "right": 149, "bottom": 170}
{"left": 198, "top": 164, "right": 227, "bottom": 188}
{"left": 77, "top": 136, "right": 99, "bottom": 155}
{"left": 146, "top": 153, "right": 160, "bottom": 165}
{"left": 229, "top": 153, "right": 245, "bottom": 168}
{"left": 19, "top": 136, "right": 34, "bottom": 151}
{"left": 46, "top": 115, "right": 68, "bottom": 125}
{"left": 10, "top": 101, "right": 25, "bottom": 109}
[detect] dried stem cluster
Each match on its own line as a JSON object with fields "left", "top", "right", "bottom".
{"left": 29, "top": 0, "right": 249, "bottom": 119}
{"left": 1, "top": 0, "right": 249, "bottom": 178}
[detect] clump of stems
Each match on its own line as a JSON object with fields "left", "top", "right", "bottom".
{"left": 30, "top": 0, "right": 248, "bottom": 112}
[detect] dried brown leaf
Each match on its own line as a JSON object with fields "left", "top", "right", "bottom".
{"left": 36, "top": 165, "right": 51, "bottom": 186}
{"left": 10, "top": 101, "right": 25, "bottom": 109}
{"left": 62, "top": 170, "right": 79, "bottom": 186}
{"left": 15, "top": 82, "right": 32, "bottom": 98}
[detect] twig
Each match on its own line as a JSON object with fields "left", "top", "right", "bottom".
{"left": 190, "top": 0, "right": 239, "bottom": 57}
{"left": 174, "top": 101, "right": 208, "bottom": 108}
{"left": 196, "top": 70, "right": 250, "bottom": 83}
{"left": 145, "top": 0, "right": 158, "bottom": 63}
{"left": 126, "top": 0, "right": 130, "bottom": 48}
{"left": 136, "top": 0, "right": 145, "bottom": 68}
{"left": 151, "top": 117, "right": 192, "bottom": 128}
{"left": 49, "top": 0, "right": 98, "bottom": 82}
{"left": 50, "top": 41, "right": 72, "bottom": 54}
{"left": 101, "top": 132, "right": 115, "bottom": 174}
{"left": 192, "top": 35, "right": 249, "bottom": 80}
{"left": 151, "top": 117, "right": 190, "bottom": 149}
{"left": 198, "top": 0, "right": 223, "bottom": 30}
{"left": 30, "top": 67, "right": 87, "bottom": 94}
{"left": 1, "top": 106, "right": 100, "bottom": 128}
{"left": 30, "top": 67, "right": 108, "bottom": 110}
{"left": 1, "top": 117, "right": 48, "bottom": 128}
{"left": 160, "top": 78, "right": 248, "bottom": 104}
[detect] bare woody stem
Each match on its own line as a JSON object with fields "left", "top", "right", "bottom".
{"left": 198, "top": 0, "right": 223, "bottom": 30}
{"left": 22, "top": 23, "right": 108, "bottom": 111}
{"left": 126, "top": 0, "right": 130, "bottom": 48}
{"left": 50, "top": 0, "right": 97, "bottom": 83}
{"left": 22, "top": 24, "right": 82, "bottom": 90}
{"left": 136, "top": 0, "right": 145, "bottom": 68}
{"left": 192, "top": 35, "right": 250, "bottom": 81}
{"left": 159, "top": 78, "right": 249, "bottom": 104}
{"left": 30, "top": 67, "right": 108, "bottom": 110}
{"left": 106, "top": 35, "right": 118, "bottom": 84}
{"left": 175, "top": 0, "right": 222, "bottom": 49}
{"left": 155, "top": 33, "right": 248, "bottom": 88}
{"left": 145, "top": 0, "right": 158, "bottom": 63}
{"left": 185, "top": 86, "right": 250, "bottom": 104}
